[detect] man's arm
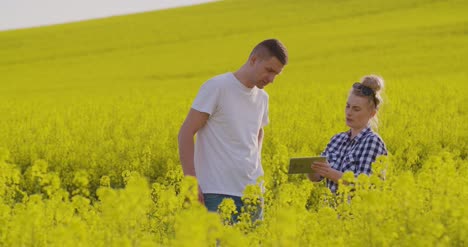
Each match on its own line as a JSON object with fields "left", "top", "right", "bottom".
{"left": 258, "top": 128, "right": 264, "bottom": 152}
{"left": 178, "top": 108, "right": 209, "bottom": 176}
{"left": 178, "top": 108, "right": 209, "bottom": 202}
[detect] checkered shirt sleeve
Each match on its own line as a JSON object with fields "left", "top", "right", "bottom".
{"left": 355, "top": 135, "right": 387, "bottom": 175}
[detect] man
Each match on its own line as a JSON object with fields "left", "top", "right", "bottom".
{"left": 178, "top": 39, "right": 288, "bottom": 219}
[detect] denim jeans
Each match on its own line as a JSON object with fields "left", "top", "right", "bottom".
{"left": 203, "top": 193, "right": 263, "bottom": 223}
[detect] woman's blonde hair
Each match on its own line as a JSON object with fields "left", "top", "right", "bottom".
{"left": 351, "top": 75, "right": 385, "bottom": 130}
{"left": 352, "top": 75, "right": 384, "bottom": 109}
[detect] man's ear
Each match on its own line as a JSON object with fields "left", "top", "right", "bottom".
{"left": 249, "top": 54, "right": 258, "bottom": 65}
{"left": 370, "top": 109, "right": 377, "bottom": 118}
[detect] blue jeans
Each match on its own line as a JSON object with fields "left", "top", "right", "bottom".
{"left": 203, "top": 193, "right": 263, "bottom": 223}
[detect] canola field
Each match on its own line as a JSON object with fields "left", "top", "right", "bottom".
{"left": 0, "top": 0, "right": 467, "bottom": 246}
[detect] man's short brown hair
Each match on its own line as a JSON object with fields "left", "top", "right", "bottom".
{"left": 250, "top": 39, "right": 288, "bottom": 65}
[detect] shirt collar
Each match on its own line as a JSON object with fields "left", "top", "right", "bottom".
{"left": 347, "top": 125, "right": 372, "bottom": 143}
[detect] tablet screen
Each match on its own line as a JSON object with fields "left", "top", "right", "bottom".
{"left": 288, "top": 156, "right": 327, "bottom": 174}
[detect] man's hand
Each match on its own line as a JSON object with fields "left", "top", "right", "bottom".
{"left": 198, "top": 185, "right": 205, "bottom": 205}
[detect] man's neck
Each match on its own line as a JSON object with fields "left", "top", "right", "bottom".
{"left": 233, "top": 67, "right": 254, "bottom": 88}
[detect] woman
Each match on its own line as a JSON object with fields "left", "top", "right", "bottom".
{"left": 309, "top": 75, "right": 388, "bottom": 193}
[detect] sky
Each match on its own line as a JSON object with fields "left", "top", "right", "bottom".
{"left": 0, "top": 0, "right": 218, "bottom": 31}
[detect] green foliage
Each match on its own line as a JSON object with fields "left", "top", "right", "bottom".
{"left": 0, "top": 0, "right": 467, "bottom": 246}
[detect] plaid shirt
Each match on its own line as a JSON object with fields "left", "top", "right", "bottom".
{"left": 321, "top": 126, "right": 387, "bottom": 193}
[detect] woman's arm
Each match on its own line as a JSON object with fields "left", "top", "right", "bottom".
{"left": 309, "top": 134, "right": 341, "bottom": 182}
{"left": 307, "top": 172, "right": 322, "bottom": 182}
{"left": 311, "top": 161, "right": 343, "bottom": 183}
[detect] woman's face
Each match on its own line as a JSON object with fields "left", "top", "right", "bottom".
{"left": 345, "top": 93, "right": 376, "bottom": 130}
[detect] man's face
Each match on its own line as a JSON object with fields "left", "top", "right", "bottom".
{"left": 250, "top": 56, "right": 284, "bottom": 89}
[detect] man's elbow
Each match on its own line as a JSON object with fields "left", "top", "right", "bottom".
{"left": 178, "top": 126, "right": 187, "bottom": 144}
{"left": 178, "top": 124, "right": 195, "bottom": 144}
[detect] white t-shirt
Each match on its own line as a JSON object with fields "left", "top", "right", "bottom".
{"left": 192, "top": 72, "right": 269, "bottom": 197}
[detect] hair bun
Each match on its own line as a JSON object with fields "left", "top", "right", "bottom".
{"left": 361, "top": 75, "right": 384, "bottom": 93}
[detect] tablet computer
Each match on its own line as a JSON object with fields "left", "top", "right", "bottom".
{"left": 288, "top": 156, "right": 327, "bottom": 174}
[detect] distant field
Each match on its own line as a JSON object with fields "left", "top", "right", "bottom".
{"left": 0, "top": 0, "right": 467, "bottom": 245}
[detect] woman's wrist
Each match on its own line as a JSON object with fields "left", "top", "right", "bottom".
{"left": 330, "top": 169, "right": 343, "bottom": 183}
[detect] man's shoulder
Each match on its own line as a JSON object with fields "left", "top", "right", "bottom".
{"left": 258, "top": 88, "right": 269, "bottom": 97}
{"left": 205, "top": 73, "right": 234, "bottom": 85}
{"left": 256, "top": 89, "right": 269, "bottom": 102}
{"left": 199, "top": 73, "right": 233, "bottom": 92}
